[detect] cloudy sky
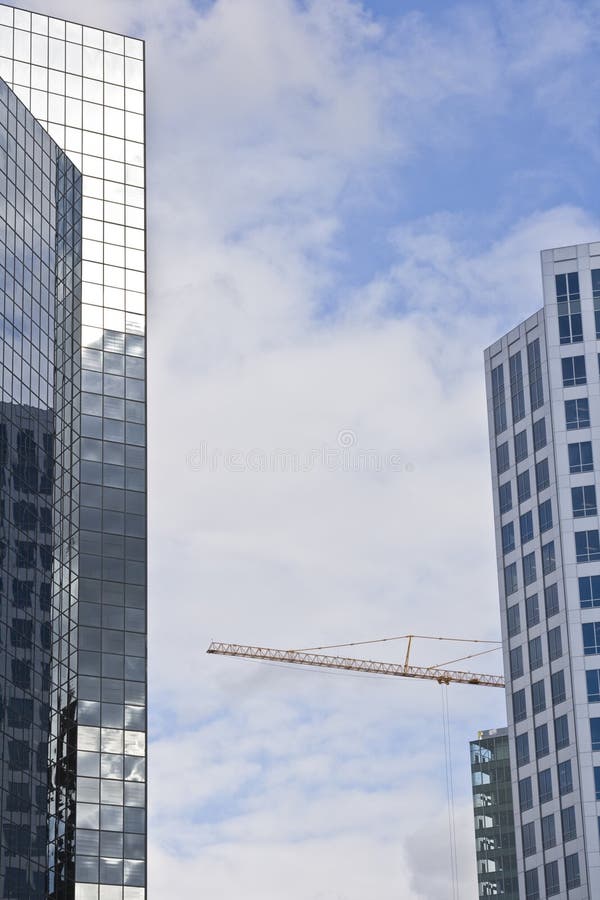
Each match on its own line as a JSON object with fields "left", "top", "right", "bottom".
{"left": 14, "top": 0, "right": 600, "bottom": 896}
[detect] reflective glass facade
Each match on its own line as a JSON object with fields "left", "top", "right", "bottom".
{"left": 0, "top": 7, "right": 146, "bottom": 900}
{"left": 470, "top": 728, "right": 518, "bottom": 899}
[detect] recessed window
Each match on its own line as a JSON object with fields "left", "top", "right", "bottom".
{"left": 524, "top": 867, "right": 540, "bottom": 900}
{"left": 557, "top": 272, "right": 582, "bottom": 344}
{"left": 520, "top": 511, "right": 534, "bottom": 544}
{"left": 538, "top": 499, "right": 552, "bottom": 533}
{"left": 515, "top": 430, "right": 528, "bottom": 462}
{"left": 558, "top": 759, "right": 573, "bottom": 795}
{"left": 545, "top": 860, "right": 560, "bottom": 897}
{"left": 513, "top": 688, "right": 527, "bottom": 723}
{"left": 572, "top": 484, "right": 597, "bottom": 518}
{"left": 562, "top": 805, "right": 577, "bottom": 841}
{"left": 507, "top": 603, "right": 521, "bottom": 637}
{"left": 522, "top": 821, "right": 536, "bottom": 856}
{"left": 541, "top": 813, "right": 556, "bottom": 850}
{"left": 526, "top": 593, "right": 540, "bottom": 627}
{"left": 509, "top": 351, "right": 526, "bottom": 423}
{"left": 516, "top": 732, "right": 530, "bottom": 766}
{"left": 579, "top": 575, "right": 600, "bottom": 608}
{"left": 499, "top": 481, "right": 512, "bottom": 513}
{"left": 523, "top": 551, "right": 537, "bottom": 586}
{"left": 496, "top": 441, "right": 510, "bottom": 475}
{"left": 531, "top": 679, "right": 545, "bottom": 714}
{"left": 551, "top": 670, "right": 566, "bottom": 705}
{"left": 583, "top": 623, "right": 600, "bottom": 655}
{"left": 562, "top": 355, "right": 586, "bottom": 386}
{"left": 535, "top": 458, "right": 550, "bottom": 492}
{"left": 548, "top": 626, "right": 562, "bottom": 661}
{"left": 565, "top": 852, "right": 581, "bottom": 890}
{"left": 519, "top": 776, "right": 533, "bottom": 811}
{"left": 538, "top": 768, "right": 552, "bottom": 804}
{"left": 592, "top": 269, "right": 600, "bottom": 337}
{"left": 533, "top": 417, "right": 546, "bottom": 451}
{"left": 529, "top": 635, "right": 543, "bottom": 670}
{"left": 587, "top": 669, "right": 600, "bottom": 703}
{"left": 517, "top": 470, "right": 531, "bottom": 502}
{"left": 554, "top": 714, "right": 569, "bottom": 750}
{"left": 505, "top": 562, "right": 518, "bottom": 596}
{"left": 568, "top": 440, "right": 593, "bottom": 473}
{"left": 510, "top": 646, "right": 524, "bottom": 679}
{"left": 491, "top": 364, "right": 507, "bottom": 435}
{"left": 575, "top": 529, "right": 600, "bottom": 562}
{"left": 527, "top": 338, "right": 544, "bottom": 410}
{"left": 502, "top": 522, "right": 515, "bottom": 554}
{"left": 565, "top": 397, "right": 590, "bottom": 430}
{"left": 590, "top": 718, "right": 600, "bottom": 751}
{"left": 545, "top": 583, "right": 559, "bottom": 617}
{"left": 535, "top": 723, "right": 549, "bottom": 758}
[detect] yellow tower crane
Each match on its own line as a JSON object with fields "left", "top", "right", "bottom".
{"left": 207, "top": 634, "right": 505, "bottom": 688}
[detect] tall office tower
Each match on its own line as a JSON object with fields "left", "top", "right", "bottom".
{"left": 485, "top": 241, "right": 600, "bottom": 899}
{"left": 0, "top": 7, "right": 146, "bottom": 900}
{"left": 470, "top": 727, "right": 518, "bottom": 898}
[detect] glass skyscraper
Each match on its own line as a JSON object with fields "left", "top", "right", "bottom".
{"left": 470, "top": 727, "right": 518, "bottom": 898}
{"left": 485, "top": 241, "right": 600, "bottom": 899}
{"left": 0, "top": 6, "right": 146, "bottom": 900}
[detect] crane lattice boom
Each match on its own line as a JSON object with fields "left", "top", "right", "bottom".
{"left": 207, "top": 642, "right": 505, "bottom": 688}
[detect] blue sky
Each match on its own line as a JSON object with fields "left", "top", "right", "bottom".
{"left": 13, "top": 0, "right": 600, "bottom": 897}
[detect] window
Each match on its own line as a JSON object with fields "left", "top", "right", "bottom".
{"left": 565, "top": 853, "right": 581, "bottom": 890}
{"left": 522, "top": 821, "right": 536, "bottom": 857}
{"left": 562, "top": 354, "right": 586, "bottom": 386}
{"left": 505, "top": 562, "right": 518, "bottom": 596}
{"left": 575, "top": 529, "right": 600, "bottom": 562}
{"left": 507, "top": 603, "right": 521, "bottom": 637}
{"left": 568, "top": 440, "right": 593, "bottom": 473}
{"left": 533, "top": 418, "right": 546, "bottom": 451}
{"left": 499, "top": 481, "right": 512, "bottom": 513}
{"left": 524, "top": 867, "right": 540, "bottom": 900}
{"left": 527, "top": 338, "right": 544, "bottom": 411}
{"left": 529, "top": 636, "right": 543, "bottom": 670}
{"left": 497, "top": 441, "right": 510, "bottom": 475}
{"left": 583, "top": 622, "right": 600, "bottom": 655}
{"left": 509, "top": 351, "right": 526, "bottom": 423}
{"left": 551, "top": 670, "right": 566, "bottom": 705}
{"left": 593, "top": 269, "right": 600, "bottom": 337}
{"left": 535, "top": 458, "right": 549, "bottom": 492}
{"left": 565, "top": 397, "right": 590, "bottom": 430}
{"left": 548, "top": 626, "right": 562, "bottom": 661}
{"left": 538, "top": 768, "right": 552, "bottom": 804}
{"left": 517, "top": 470, "right": 531, "bottom": 502}
{"left": 531, "top": 680, "right": 546, "bottom": 714}
{"left": 542, "top": 541, "right": 556, "bottom": 575}
{"left": 595, "top": 767, "right": 600, "bottom": 800}
{"left": 516, "top": 732, "right": 530, "bottom": 766}
{"left": 541, "top": 813, "right": 556, "bottom": 850}
{"left": 545, "top": 861, "right": 560, "bottom": 897}
{"left": 11, "top": 660, "right": 30, "bottom": 690}
{"left": 523, "top": 551, "right": 537, "bottom": 586}
{"left": 526, "top": 593, "right": 540, "bottom": 627}
{"left": 519, "top": 776, "right": 533, "bottom": 811}
{"left": 510, "top": 646, "right": 524, "bottom": 678}
{"left": 580, "top": 575, "right": 600, "bottom": 608}
{"left": 15, "top": 540, "right": 35, "bottom": 567}
{"left": 502, "top": 522, "right": 515, "bottom": 554}
{"left": 11, "top": 619, "right": 33, "bottom": 649}
{"left": 558, "top": 759, "right": 573, "bottom": 795}
{"left": 535, "top": 723, "right": 549, "bottom": 758}
{"left": 513, "top": 688, "right": 527, "bottom": 723}
{"left": 562, "top": 805, "right": 577, "bottom": 842}
{"left": 520, "top": 511, "right": 534, "bottom": 544}
{"left": 572, "top": 484, "right": 597, "bottom": 518}
{"left": 538, "top": 499, "right": 552, "bottom": 533}
{"left": 557, "top": 271, "right": 582, "bottom": 344}
{"left": 491, "top": 364, "right": 507, "bottom": 434}
{"left": 515, "top": 430, "right": 528, "bottom": 462}
{"left": 554, "top": 714, "right": 569, "bottom": 750}
{"left": 587, "top": 669, "right": 600, "bottom": 703}
{"left": 591, "top": 718, "right": 600, "bottom": 751}
{"left": 545, "top": 583, "right": 559, "bottom": 617}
